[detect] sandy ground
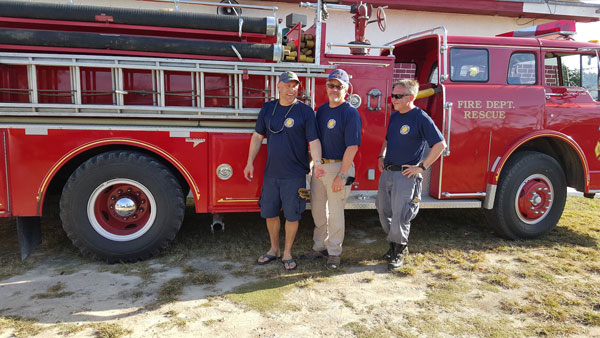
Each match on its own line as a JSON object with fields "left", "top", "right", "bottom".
{"left": 3, "top": 253, "right": 598, "bottom": 338}
{"left": 0, "top": 255, "right": 426, "bottom": 337}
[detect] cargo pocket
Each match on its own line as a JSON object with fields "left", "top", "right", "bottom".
{"left": 402, "top": 174, "right": 423, "bottom": 224}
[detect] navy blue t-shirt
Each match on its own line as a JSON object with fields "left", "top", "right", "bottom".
{"left": 384, "top": 107, "right": 444, "bottom": 166}
{"left": 316, "top": 102, "right": 362, "bottom": 159}
{"left": 255, "top": 99, "right": 319, "bottom": 178}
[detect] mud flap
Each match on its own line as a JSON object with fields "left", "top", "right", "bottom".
{"left": 16, "top": 216, "right": 42, "bottom": 260}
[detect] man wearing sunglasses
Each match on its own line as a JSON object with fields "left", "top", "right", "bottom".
{"left": 376, "top": 79, "right": 446, "bottom": 271}
{"left": 309, "top": 69, "right": 361, "bottom": 269}
{"left": 244, "top": 71, "right": 324, "bottom": 271}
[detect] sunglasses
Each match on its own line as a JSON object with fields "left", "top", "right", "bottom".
{"left": 326, "top": 83, "right": 344, "bottom": 90}
{"left": 390, "top": 93, "right": 411, "bottom": 99}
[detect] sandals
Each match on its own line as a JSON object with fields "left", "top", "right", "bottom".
{"left": 282, "top": 258, "right": 297, "bottom": 271}
{"left": 257, "top": 252, "right": 297, "bottom": 270}
{"left": 256, "top": 253, "right": 279, "bottom": 265}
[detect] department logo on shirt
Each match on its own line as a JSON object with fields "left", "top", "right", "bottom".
{"left": 400, "top": 125, "right": 410, "bottom": 135}
{"left": 327, "top": 119, "right": 336, "bottom": 129}
{"left": 284, "top": 118, "right": 295, "bottom": 128}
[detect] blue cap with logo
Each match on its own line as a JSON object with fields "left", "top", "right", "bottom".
{"left": 279, "top": 71, "right": 300, "bottom": 83}
{"left": 327, "top": 69, "right": 349, "bottom": 87}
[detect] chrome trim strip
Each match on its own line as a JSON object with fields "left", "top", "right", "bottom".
{"left": 169, "top": 131, "right": 190, "bottom": 138}
{"left": 448, "top": 44, "right": 541, "bottom": 50}
{"left": 148, "top": 0, "right": 278, "bottom": 12}
{"left": 442, "top": 192, "right": 486, "bottom": 197}
{"left": 0, "top": 123, "right": 255, "bottom": 134}
{"left": 491, "top": 156, "right": 501, "bottom": 172}
{"left": 24, "top": 127, "right": 48, "bottom": 135}
{"left": 326, "top": 43, "right": 394, "bottom": 52}
{"left": 0, "top": 52, "right": 331, "bottom": 71}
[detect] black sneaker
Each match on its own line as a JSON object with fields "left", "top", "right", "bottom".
{"left": 326, "top": 255, "right": 341, "bottom": 269}
{"left": 388, "top": 245, "right": 408, "bottom": 271}
{"left": 382, "top": 242, "right": 394, "bottom": 260}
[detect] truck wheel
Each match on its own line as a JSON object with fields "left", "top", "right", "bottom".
{"left": 60, "top": 151, "right": 185, "bottom": 262}
{"left": 486, "top": 151, "right": 566, "bottom": 239}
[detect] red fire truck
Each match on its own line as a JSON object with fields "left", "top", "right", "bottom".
{"left": 0, "top": 1, "right": 598, "bottom": 262}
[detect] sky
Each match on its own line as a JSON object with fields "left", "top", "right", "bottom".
{"left": 576, "top": 21, "right": 600, "bottom": 42}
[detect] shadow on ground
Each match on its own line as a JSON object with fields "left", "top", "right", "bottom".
{"left": 0, "top": 197, "right": 597, "bottom": 325}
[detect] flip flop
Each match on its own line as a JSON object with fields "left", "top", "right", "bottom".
{"left": 282, "top": 258, "right": 297, "bottom": 271}
{"left": 257, "top": 253, "right": 279, "bottom": 265}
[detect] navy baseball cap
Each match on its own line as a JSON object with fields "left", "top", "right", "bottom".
{"left": 327, "top": 69, "right": 349, "bottom": 87}
{"left": 279, "top": 71, "right": 300, "bottom": 83}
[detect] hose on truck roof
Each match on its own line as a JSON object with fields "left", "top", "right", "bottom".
{"left": 0, "top": 29, "right": 280, "bottom": 61}
{"left": 0, "top": 0, "right": 274, "bottom": 35}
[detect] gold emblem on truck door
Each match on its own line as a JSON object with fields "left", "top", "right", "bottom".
{"left": 595, "top": 140, "right": 600, "bottom": 161}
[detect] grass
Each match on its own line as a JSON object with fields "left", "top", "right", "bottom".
{"left": 225, "top": 277, "right": 297, "bottom": 312}
{"left": 31, "top": 282, "right": 74, "bottom": 299}
{"left": 96, "top": 261, "right": 164, "bottom": 285}
{"left": 0, "top": 316, "right": 43, "bottom": 337}
{"left": 155, "top": 310, "right": 188, "bottom": 329}
{"left": 343, "top": 321, "right": 390, "bottom": 338}
{"left": 0, "top": 254, "right": 36, "bottom": 282}
{"left": 156, "top": 268, "right": 224, "bottom": 304}
{"left": 91, "top": 322, "right": 132, "bottom": 338}
{"left": 422, "top": 280, "right": 471, "bottom": 308}
{"left": 54, "top": 322, "right": 86, "bottom": 335}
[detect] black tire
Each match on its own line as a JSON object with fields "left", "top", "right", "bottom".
{"left": 60, "top": 150, "right": 185, "bottom": 262}
{"left": 485, "top": 151, "right": 567, "bottom": 239}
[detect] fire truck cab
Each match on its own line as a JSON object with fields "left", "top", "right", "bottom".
{"left": 386, "top": 20, "right": 599, "bottom": 239}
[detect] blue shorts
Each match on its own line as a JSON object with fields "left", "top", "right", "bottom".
{"left": 259, "top": 176, "right": 306, "bottom": 222}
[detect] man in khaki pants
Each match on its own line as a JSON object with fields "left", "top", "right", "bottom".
{"left": 310, "top": 69, "right": 361, "bottom": 269}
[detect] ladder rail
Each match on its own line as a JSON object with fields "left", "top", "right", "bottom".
{"left": 0, "top": 52, "right": 333, "bottom": 119}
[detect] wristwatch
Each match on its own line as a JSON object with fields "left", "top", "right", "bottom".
{"left": 337, "top": 172, "right": 346, "bottom": 179}
{"left": 418, "top": 163, "right": 427, "bottom": 171}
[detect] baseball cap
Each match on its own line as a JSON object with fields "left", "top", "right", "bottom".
{"left": 327, "top": 69, "right": 349, "bottom": 87}
{"left": 279, "top": 71, "right": 300, "bottom": 83}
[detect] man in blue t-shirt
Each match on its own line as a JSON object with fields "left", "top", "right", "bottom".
{"left": 376, "top": 79, "right": 446, "bottom": 271}
{"left": 244, "top": 71, "right": 324, "bottom": 271}
{"left": 309, "top": 69, "right": 361, "bottom": 269}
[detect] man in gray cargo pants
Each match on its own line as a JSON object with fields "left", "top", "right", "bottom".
{"left": 376, "top": 79, "right": 446, "bottom": 271}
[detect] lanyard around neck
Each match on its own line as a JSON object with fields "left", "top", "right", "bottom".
{"left": 269, "top": 100, "right": 296, "bottom": 134}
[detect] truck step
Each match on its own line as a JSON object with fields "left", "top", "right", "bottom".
{"left": 307, "top": 191, "right": 482, "bottom": 210}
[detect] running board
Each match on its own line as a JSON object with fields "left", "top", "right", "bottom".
{"left": 342, "top": 191, "right": 482, "bottom": 209}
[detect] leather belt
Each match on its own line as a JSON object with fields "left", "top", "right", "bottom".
{"left": 384, "top": 164, "right": 405, "bottom": 171}
{"left": 321, "top": 159, "right": 342, "bottom": 164}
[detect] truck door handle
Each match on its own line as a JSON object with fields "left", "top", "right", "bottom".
{"left": 367, "top": 88, "right": 382, "bottom": 111}
{"left": 443, "top": 102, "right": 452, "bottom": 156}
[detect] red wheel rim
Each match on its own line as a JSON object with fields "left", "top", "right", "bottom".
{"left": 88, "top": 179, "right": 156, "bottom": 241}
{"left": 515, "top": 174, "right": 553, "bottom": 224}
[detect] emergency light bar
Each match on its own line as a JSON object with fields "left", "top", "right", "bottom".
{"left": 496, "top": 20, "right": 576, "bottom": 39}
